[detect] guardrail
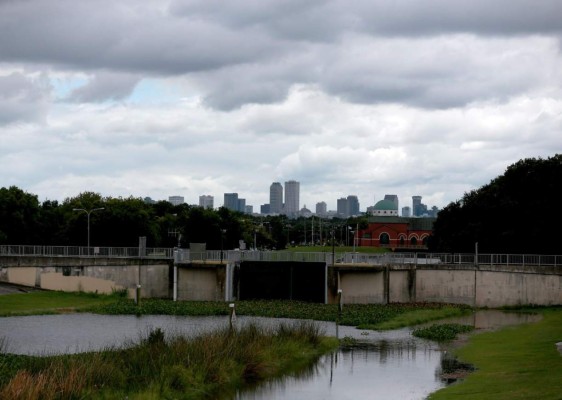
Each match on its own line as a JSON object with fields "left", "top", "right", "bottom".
{"left": 176, "top": 249, "right": 561, "bottom": 267}
{"left": 1, "top": 245, "right": 560, "bottom": 267}
{"left": 0, "top": 245, "right": 173, "bottom": 259}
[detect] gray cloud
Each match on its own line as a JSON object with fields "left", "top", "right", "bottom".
{"left": 0, "top": 72, "right": 50, "bottom": 125}
{"left": 68, "top": 72, "right": 140, "bottom": 102}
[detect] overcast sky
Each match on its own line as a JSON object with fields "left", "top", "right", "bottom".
{"left": 1, "top": 0, "right": 561, "bottom": 212}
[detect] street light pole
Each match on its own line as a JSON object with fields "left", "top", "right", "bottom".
{"left": 73, "top": 207, "right": 105, "bottom": 254}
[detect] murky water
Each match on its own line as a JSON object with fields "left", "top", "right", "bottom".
{"left": 0, "top": 311, "right": 539, "bottom": 400}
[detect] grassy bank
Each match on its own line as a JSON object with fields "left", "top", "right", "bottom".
{"left": 0, "top": 290, "right": 123, "bottom": 317}
{"left": 429, "top": 308, "right": 562, "bottom": 399}
{"left": 91, "top": 298, "right": 471, "bottom": 330}
{"left": 1, "top": 290, "right": 470, "bottom": 329}
{"left": 0, "top": 322, "right": 338, "bottom": 400}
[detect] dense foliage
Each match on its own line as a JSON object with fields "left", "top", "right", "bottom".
{"left": 430, "top": 154, "right": 561, "bottom": 254}
{"left": 0, "top": 186, "right": 365, "bottom": 249}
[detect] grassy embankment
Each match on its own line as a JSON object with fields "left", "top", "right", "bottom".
{"left": 0, "top": 322, "right": 337, "bottom": 400}
{"left": 0, "top": 290, "right": 123, "bottom": 317}
{"left": 429, "top": 307, "right": 562, "bottom": 400}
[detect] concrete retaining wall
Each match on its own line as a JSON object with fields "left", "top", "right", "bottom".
{"left": 0, "top": 258, "right": 171, "bottom": 298}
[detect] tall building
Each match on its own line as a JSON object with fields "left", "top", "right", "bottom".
{"left": 169, "top": 196, "right": 184, "bottom": 206}
{"left": 284, "top": 180, "right": 300, "bottom": 216}
{"left": 238, "top": 198, "right": 246, "bottom": 213}
{"left": 269, "top": 182, "right": 283, "bottom": 214}
{"left": 347, "top": 195, "right": 360, "bottom": 216}
{"left": 337, "top": 197, "right": 349, "bottom": 217}
{"left": 384, "top": 194, "right": 399, "bottom": 210}
{"left": 412, "top": 196, "right": 422, "bottom": 216}
{"left": 315, "top": 201, "right": 327, "bottom": 216}
{"left": 245, "top": 205, "right": 253, "bottom": 214}
{"left": 199, "top": 195, "right": 214, "bottom": 209}
{"left": 224, "top": 193, "right": 239, "bottom": 211}
{"left": 402, "top": 206, "right": 411, "bottom": 217}
{"left": 261, "top": 204, "right": 271, "bottom": 214}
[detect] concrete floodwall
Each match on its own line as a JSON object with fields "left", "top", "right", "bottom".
{"left": 0, "top": 259, "right": 171, "bottom": 298}
{"left": 416, "top": 268, "right": 476, "bottom": 306}
{"left": 339, "top": 270, "right": 385, "bottom": 304}
{"left": 177, "top": 265, "right": 226, "bottom": 301}
{"left": 476, "top": 270, "right": 562, "bottom": 307}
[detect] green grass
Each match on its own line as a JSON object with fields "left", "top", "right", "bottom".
{"left": 0, "top": 290, "right": 123, "bottom": 316}
{"left": 429, "top": 308, "right": 562, "bottom": 399}
{"left": 358, "top": 306, "right": 472, "bottom": 330}
{"left": 90, "top": 298, "right": 472, "bottom": 330}
{"left": 0, "top": 323, "right": 338, "bottom": 400}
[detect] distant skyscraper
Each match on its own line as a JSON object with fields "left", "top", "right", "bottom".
{"left": 199, "top": 195, "right": 214, "bottom": 209}
{"left": 224, "top": 193, "right": 239, "bottom": 211}
{"left": 347, "top": 195, "right": 360, "bottom": 216}
{"left": 238, "top": 198, "right": 246, "bottom": 213}
{"left": 284, "top": 180, "right": 300, "bottom": 216}
{"left": 412, "top": 196, "right": 422, "bottom": 216}
{"left": 261, "top": 204, "right": 271, "bottom": 214}
{"left": 269, "top": 182, "right": 283, "bottom": 214}
{"left": 169, "top": 196, "right": 184, "bottom": 206}
{"left": 316, "top": 201, "right": 327, "bottom": 216}
{"left": 384, "top": 194, "right": 399, "bottom": 210}
{"left": 337, "top": 197, "right": 349, "bottom": 217}
{"left": 402, "top": 206, "right": 411, "bottom": 217}
{"left": 245, "top": 205, "right": 253, "bottom": 214}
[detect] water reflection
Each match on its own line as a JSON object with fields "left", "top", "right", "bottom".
{"left": 233, "top": 339, "right": 443, "bottom": 400}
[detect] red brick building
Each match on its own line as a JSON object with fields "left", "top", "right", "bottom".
{"left": 357, "top": 216, "right": 435, "bottom": 250}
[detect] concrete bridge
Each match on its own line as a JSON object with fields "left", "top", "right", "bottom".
{"left": 1, "top": 245, "right": 561, "bottom": 307}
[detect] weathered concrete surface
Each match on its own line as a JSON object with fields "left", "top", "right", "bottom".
{"left": 0, "top": 257, "right": 171, "bottom": 298}
{"left": 416, "top": 268, "right": 476, "bottom": 306}
{"left": 339, "top": 270, "right": 385, "bottom": 304}
{"left": 177, "top": 263, "right": 226, "bottom": 301}
{"left": 476, "top": 270, "right": 562, "bottom": 307}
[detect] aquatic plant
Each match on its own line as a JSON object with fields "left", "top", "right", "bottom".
{"left": 412, "top": 323, "right": 474, "bottom": 342}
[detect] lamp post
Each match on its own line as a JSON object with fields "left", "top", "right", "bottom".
{"left": 73, "top": 207, "right": 105, "bottom": 254}
{"left": 220, "top": 229, "right": 227, "bottom": 264}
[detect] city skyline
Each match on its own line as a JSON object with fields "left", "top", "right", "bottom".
{"left": 2, "top": 1, "right": 561, "bottom": 212}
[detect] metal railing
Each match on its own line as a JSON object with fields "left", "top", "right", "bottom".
{"left": 1, "top": 245, "right": 560, "bottom": 267}
{"left": 0, "top": 245, "right": 173, "bottom": 259}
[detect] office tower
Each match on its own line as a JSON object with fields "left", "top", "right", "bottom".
{"left": 269, "top": 182, "right": 283, "bottom": 214}
{"left": 168, "top": 196, "right": 184, "bottom": 206}
{"left": 199, "top": 195, "right": 214, "bottom": 209}
{"left": 284, "top": 180, "right": 300, "bottom": 216}
{"left": 224, "top": 193, "right": 239, "bottom": 211}
{"left": 238, "top": 198, "right": 246, "bottom": 213}
{"left": 412, "top": 196, "right": 422, "bottom": 216}
{"left": 261, "top": 204, "right": 271, "bottom": 214}
{"left": 316, "top": 201, "right": 327, "bottom": 216}
{"left": 337, "top": 197, "right": 349, "bottom": 217}
{"left": 402, "top": 206, "right": 411, "bottom": 217}
{"left": 347, "top": 195, "right": 360, "bottom": 216}
{"left": 245, "top": 205, "right": 253, "bottom": 214}
{"left": 384, "top": 194, "right": 399, "bottom": 210}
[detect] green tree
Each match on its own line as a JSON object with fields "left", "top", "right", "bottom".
{"left": 0, "top": 186, "right": 41, "bottom": 244}
{"left": 431, "top": 154, "right": 562, "bottom": 254}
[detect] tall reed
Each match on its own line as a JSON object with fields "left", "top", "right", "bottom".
{"left": 0, "top": 322, "right": 336, "bottom": 400}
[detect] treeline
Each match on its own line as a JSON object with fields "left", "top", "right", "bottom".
{"left": 429, "top": 154, "right": 561, "bottom": 255}
{"left": 0, "top": 188, "right": 361, "bottom": 249}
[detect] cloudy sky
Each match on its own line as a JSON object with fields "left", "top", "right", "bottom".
{"left": 1, "top": 0, "right": 561, "bottom": 212}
